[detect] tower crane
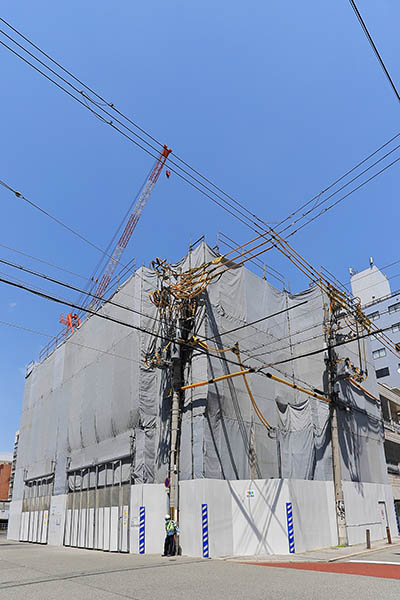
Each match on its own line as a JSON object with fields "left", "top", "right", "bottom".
{"left": 58, "top": 144, "right": 171, "bottom": 338}
{"left": 86, "top": 144, "right": 172, "bottom": 311}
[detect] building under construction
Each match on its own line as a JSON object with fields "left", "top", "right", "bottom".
{"left": 7, "top": 238, "right": 398, "bottom": 556}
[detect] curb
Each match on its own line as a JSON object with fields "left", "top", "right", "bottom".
{"left": 327, "top": 540, "right": 400, "bottom": 562}
{"left": 223, "top": 540, "right": 400, "bottom": 565}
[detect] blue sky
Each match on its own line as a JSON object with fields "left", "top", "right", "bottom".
{"left": 1, "top": 1, "right": 398, "bottom": 452}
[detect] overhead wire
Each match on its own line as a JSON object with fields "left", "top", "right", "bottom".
{"left": 0, "top": 178, "right": 136, "bottom": 279}
{"left": 0, "top": 33, "right": 267, "bottom": 236}
{"left": 2, "top": 19, "right": 399, "bottom": 372}
{"left": 0, "top": 273, "right": 249, "bottom": 372}
{"left": 216, "top": 232, "right": 285, "bottom": 285}
{"left": 0, "top": 18, "right": 271, "bottom": 232}
{"left": 1, "top": 18, "right": 399, "bottom": 316}
{"left": 1, "top": 22, "right": 398, "bottom": 331}
{"left": 283, "top": 155, "right": 400, "bottom": 239}
{"left": 1, "top": 22, "right": 399, "bottom": 248}
{"left": 0, "top": 318, "right": 145, "bottom": 368}
{"left": 257, "top": 322, "right": 396, "bottom": 371}
{"left": 0, "top": 241, "right": 90, "bottom": 282}
{"left": 5, "top": 264, "right": 397, "bottom": 409}
{"left": 0, "top": 254, "right": 319, "bottom": 365}
{"left": 203, "top": 300, "right": 308, "bottom": 342}
{"left": 348, "top": 0, "right": 400, "bottom": 103}
{"left": 277, "top": 142, "right": 400, "bottom": 237}
{"left": 274, "top": 132, "right": 400, "bottom": 231}
{"left": 1, "top": 272, "right": 391, "bottom": 403}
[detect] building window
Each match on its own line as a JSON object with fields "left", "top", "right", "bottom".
{"left": 376, "top": 367, "right": 390, "bottom": 379}
{"left": 372, "top": 348, "right": 386, "bottom": 359}
{"left": 388, "top": 302, "right": 400, "bottom": 314}
{"left": 392, "top": 322, "right": 400, "bottom": 333}
{"left": 367, "top": 311, "right": 380, "bottom": 321}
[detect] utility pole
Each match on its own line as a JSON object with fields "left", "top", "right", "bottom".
{"left": 169, "top": 352, "right": 181, "bottom": 523}
{"left": 326, "top": 301, "right": 348, "bottom": 546}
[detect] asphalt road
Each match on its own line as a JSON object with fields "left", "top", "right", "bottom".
{"left": 0, "top": 536, "right": 399, "bottom": 600}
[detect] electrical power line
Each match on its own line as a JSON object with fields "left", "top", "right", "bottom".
{"left": 278, "top": 142, "right": 400, "bottom": 237}
{"left": 0, "top": 319, "right": 145, "bottom": 367}
{"left": 275, "top": 132, "right": 400, "bottom": 231}
{"left": 0, "top": 273, "right": 248, "bottom": 372}
{"left": 0, "top": 178, "right": 136, "bottom": 277}
{"left": 0, "top": 18, "right": 270, "bottom": 232}
{"left": 258, "top": 323, "right": 396, "bottom": 371}
{"left": 345, "top": 257, "right": 400, "bottom": 287}
{"left": 0, "top": 35, "right": 266, "bottom": 236}
{"left": 204, "top": 300, "right": 308, "bottom": 342}
{"left": 1, "top": 21, "right": 399, "bottom": 246}
{"left": 1, "top": 270, "right": 395, "bottom": 379}
{"left": 2, "top": 18, "right": 399, "bottom": 346}
{"left": 348, "top": 0, "right": 400, "bottom": 103}
{"left": 2, "top": 266, "right": 396, "bottom": 408}
{"left": 0, "top": 255, "right": 317, "bottom": 353}
{"left": 1, "top": 19, "right": 399, "bottom": 318}
{"left": 0, "top": 241, "right": 90, "bottom": 282}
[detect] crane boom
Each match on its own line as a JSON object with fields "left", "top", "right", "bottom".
{"left": 88, "top": 144, "right": 172, "bottom": 310}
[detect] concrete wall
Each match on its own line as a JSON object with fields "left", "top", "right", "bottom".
{"left": 130, "top": 483, "right": 167, "bottom": 555}
{"left": 7, "top": 480, "right": 397, "bottom": 555}
{"left": 230, "top": 479, "right": 290, "bottom": 555}
{"left": 7, "top": 499, "right": 22, "bottom": 540}
{"left": 179, "top": 479, "right": 234, "bottom": 557}
{"left": 287, "top": 479, "right": 337, "bottom": 553}
{"left": 343, "top": 481, "right": 397, "bottom": 545}
{"left": 179, "top": 478, "right": 338, "bottom": 557}
{"left": 47, "top": 494, "right": 67, "bottom": 546}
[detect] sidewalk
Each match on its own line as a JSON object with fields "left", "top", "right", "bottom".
{"left": 225, "top": 536, "right": 400, "bottom": 564}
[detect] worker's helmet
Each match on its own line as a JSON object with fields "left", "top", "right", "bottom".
{"left": 165, "top": 514, "right": 170, "bottom": 520}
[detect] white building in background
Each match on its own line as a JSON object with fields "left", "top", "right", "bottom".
{"left": 350, "top": 259, "right": 391, "bottom": 306}
{"left": 8, "top": 431, "right": 19, "bottom": 502}
{"left": 350, "top": 260, "right": 400, "bottom": 389}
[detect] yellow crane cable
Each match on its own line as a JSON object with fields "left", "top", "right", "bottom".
{"left": 346, "top": 377, "right": 380, "bottom": 404}
{"left": 149, "top": 222, "right": 400, "bottom": 362}
{"left": 181, "top": 364, "right": 331, "bottom": 404}
{"left": 181, "top": 368, "right": 255, "bottom": 390}
{"left": 196, "top": 339, "right": 234, "bottom": 354}
{"left": 232, "top": 343, "right": 272, "bottom": 430}
{"left": 264, "top": 372, "right": 331, "bottom": 403}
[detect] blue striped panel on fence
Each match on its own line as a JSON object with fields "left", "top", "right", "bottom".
{"left": 202, "top": 503, "right": 209, "bottom": 558}
{"left": 139, "top": 506, "right": 145, "bottom": 554}
{"left": 286, "top": 502, "right": 295, "bottom": 554}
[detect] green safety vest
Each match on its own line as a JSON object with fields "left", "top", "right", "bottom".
{"left": 166, "top": 520, "right": 175, "bottom": 534}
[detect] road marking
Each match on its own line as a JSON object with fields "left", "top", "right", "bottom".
{"left": 349, "top": 560, "right": 400, "bottom": 566}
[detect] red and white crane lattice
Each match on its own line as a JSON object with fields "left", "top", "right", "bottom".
{"left": 60, "top": 144, "right": 172, "bottom": 334}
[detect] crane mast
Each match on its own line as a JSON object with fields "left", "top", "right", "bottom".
{"left": 88, "top": 144, "right": 172, "bottom": 310}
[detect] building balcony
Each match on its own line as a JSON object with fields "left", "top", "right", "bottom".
{"left": 384, "top": 419, "right": 400, "bottom": 444}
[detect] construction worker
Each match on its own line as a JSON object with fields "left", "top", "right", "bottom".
{"left": 162, "top": 514, "right": 179, "bottom": 556}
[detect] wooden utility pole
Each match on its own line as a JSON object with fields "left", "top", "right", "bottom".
{"left": 169, "top": 354, "right": 181, "bottom": 522}
{"left": 327, "top": 305, "right": 348, "bottom": 546}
